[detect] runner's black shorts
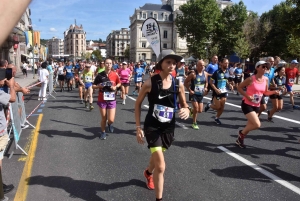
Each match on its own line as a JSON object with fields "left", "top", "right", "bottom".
{"left": 270, "top": 94, "right": 283, "bottom": 100}
{"left": 228, "top": 77, "right": 234, "bottom": 82}
{"left": 121, "top": 83, "right": 130, "bottom": 87}
{"left": 58, "top": 75, "right": 65, "bottom": 81}
{"left": 144, "top": 127, "right": 174, "bottom": 150}
{"left": 190, "top": 94, "right": 204, "bottom": 103}
{"left": 212, "top": 92, "right": 228, "bottom": 100}
{"left": 260, "top": 95, "right": 269, "bottom": 105}
{"left": 241, "top": 100, "right": 259, "bottom": 115}
{"left": 234, "top": 77, "right": 242, "bottom": 84}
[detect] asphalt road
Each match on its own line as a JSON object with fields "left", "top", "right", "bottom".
{"left": 4, "top": 76, "right": 300, "bottom": 201}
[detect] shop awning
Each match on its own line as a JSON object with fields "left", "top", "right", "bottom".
{"left": 21, "top": 53, "right": 30, "bottom": 58}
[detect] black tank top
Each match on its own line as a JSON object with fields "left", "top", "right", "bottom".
{"left": 144, "top": 74, "right": 179, "bottom": 132}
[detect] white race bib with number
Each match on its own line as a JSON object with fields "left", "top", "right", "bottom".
{"left": 103, "top": 92, "right": 115, "bottom": 101}
{"left": 195, "top": 84, "right": 204, "bottom": 95}
{"left": 136, "top": 77, "right": 142, "bottom": 82}
{"left": 67, "top": 69, "right": 71, "bottom": 73}
{"left": 252, "top": 94, "right": 262, "bottom": 104}
{"left": 289, "top": 78, "right": 294, "bottom": 83}
{"left": 152, "top": 104, "right": 174, "bottom": 123}
{"left": 85, "top": 76, "right": 92, "bottom": 82}
{"left": 220, "top": 87, "right": 227, "bottom": 93}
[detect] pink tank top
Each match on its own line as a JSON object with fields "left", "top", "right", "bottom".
{"left": 243, "top": 75, "right": 266, "bottom": 107}
{"left": 119, "top": 68, "right": 131, "bottom": 83}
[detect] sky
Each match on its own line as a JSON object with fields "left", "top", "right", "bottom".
{"left": 29, "top": 0, "right": 284, "bottom": 40}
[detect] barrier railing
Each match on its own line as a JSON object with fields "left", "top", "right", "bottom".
{"left": 48, "top": 73, "right": 56, "bottom": 99}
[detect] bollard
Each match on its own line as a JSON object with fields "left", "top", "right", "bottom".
{"left": 0, "top": 168, "right": 8, "bottom": 201}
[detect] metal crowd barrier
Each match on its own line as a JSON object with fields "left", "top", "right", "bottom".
{"left": 7, "top": 92, "right": 35, "bottom": 158}
{"left": 48, "top": 73, "right": 56, "bottom": 99}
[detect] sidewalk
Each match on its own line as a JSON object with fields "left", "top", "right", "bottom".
{"left": 14, "top": 69, "right": 38, "bottom": 87}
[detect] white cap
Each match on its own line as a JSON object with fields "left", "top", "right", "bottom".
{"left": 180, "top": 59, "right": 185, "bottom": 63}
{"left": 255, "top": 61, "right": 267, "bottom": 68}
{"left": 122, "top": 61, "right": 127, "bottom": 65}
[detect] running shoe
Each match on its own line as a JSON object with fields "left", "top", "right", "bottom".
{"left": 189, "top": 108, "right": 193, "bottom": 118}
{"left": 132, "top": 91, "right": 136, "bottom": 96}
{"left": 267, "top": 117, "right": 274, "bottom": 123}
{"left": 100, "top": 132, "right": 106, "bottom": 140}
{"left": 80, "top": 100, "right": 84, "bottom": 104}
{"left": 235, "top": 130, "right": 246, "bottom": 149}
{"left": 267, "top": 110, "right": 270, "bottom": 116}
{"left": 143, "top": 169, "right": 155, "bottom": 190}
{"left": 205, "top": 102, "right": 211, "bottom": 112}
{"left": 85, "top": 102, "right": 88, "bottom": 108}
{"left": 192, "top": 123, "right": 199, "bottom": 130}
{"left": 214, "top": 118, "right": 221, "bottom": 125}
{"left": 293, "top": 105, "right": 300, "bottom": 109}
{"left": 122, "top": 100, "right": 125, "bottom": 105}
{"left": 108, "top": 123, "right": 114, "bottom": 133}
{"left": 90, "top": 105, "right": 94, "bottom": 110}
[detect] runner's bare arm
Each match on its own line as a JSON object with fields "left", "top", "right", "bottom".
{"left": 184, "top": 72, "right": 194, "bottom": 94}
{"left": 237, "top": 77, "right": 252, "bottom": 99}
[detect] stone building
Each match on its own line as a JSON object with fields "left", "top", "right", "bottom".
{"left": 106, "top": 28, "right": 130, "bottom": 61}
{"left": 48, "top": 37, "right": 64, "bottom": 57}
{"left": 64, "top": 24, "right": 86, "bottom": 60}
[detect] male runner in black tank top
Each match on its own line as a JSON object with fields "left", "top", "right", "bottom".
{"left": 135, "top": 49, "right": 190, "bottom": 201}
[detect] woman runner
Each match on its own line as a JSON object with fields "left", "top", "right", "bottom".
{"left": 267, "top": 66, "right": 287, "bottom": 121}
{"left": 135, "top": 49, "right": 190, "bottom": 201}
{"left": 184, "top": 60, "right": 208, "bottom": 129}
{"left": 118, "top": 62, "right": 131, "bottom": 105}
{"left": 236, "top": 61, "right": 279, "bottom": 148}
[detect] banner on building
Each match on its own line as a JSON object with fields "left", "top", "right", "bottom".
{"left": 33, "top": 31, "right": 40, "bottom": 46}
{"left": 141, "top": 17, "right": 161, "bottom": 58}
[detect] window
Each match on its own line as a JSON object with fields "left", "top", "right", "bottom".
{"left": 76, "top": 40, "right": 78, "bottom": 45}
{"left": 142, "top": 42, "right": 146, "bottom": 48}
{"left": 143, "top": 13, "right": 146, "bottom": 19}
{"left": 142, "top": 53, "right": 146, "bottom": 60}
{"left": 76, "top": 34, "right": 78, "bottom": 38}
{"left": 76, "top": 46, "right": 78, "bottom": 50}
{"left": 163, "top": 43, "right": 167, "bottom": 48}
{"left": 82, "top": 35, "right": 83, "bottom": 39}
{"left": 163, "top": 31, "right": 168, "bottom": 38}
{"left": 154, "top": 14, "right": 157, "bottom": 19}
{"left": 165, "top": 15, "right": 168, "bottom": 21}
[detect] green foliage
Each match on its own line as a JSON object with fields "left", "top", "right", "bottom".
{"left": 287, "top": 35, "right": 300, "bottom": 58}
{"left": 92, "top": 49, "right": 102, "bottom": 61}
{"left": 84, "top": 52, "right": 92, "bottom": 60}
{"left": 233, "top": 35, "right": 250, "bottom": 59}
{"left": 213, "top": 1, "right": 248, "bottom": 57}
{"left": 124, "top": 45, "right": 130, "bottom": 59}
{"left": 175, "top": 0, "right": 221, "bottom": 58}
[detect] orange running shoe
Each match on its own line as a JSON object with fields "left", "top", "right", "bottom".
{"left": 143, "top": 169, "right": 155, "bottom": 190}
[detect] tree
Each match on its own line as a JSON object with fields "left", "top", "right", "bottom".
{"left": 124, "top": 45, "right": 130, "bottom": 60}
{"left": 287, "top": 35, "right": 300, "bottom": 58}
{"left": 84, "top": 52, "right": 92, "bottom": 60}
{"left": 98, "top": 38, "right": 103, "bottom": 43}
{"left": 233, "top": 35, "right": 250, "bottom": 62}
{"left": 175, "top": 0, "right": 221, "bottom": 59}
{"left": 91, "top": 49, "right": 102, "bottom": 61}
{"left": 213, "top": 1, "right": 248, "bottom": 57}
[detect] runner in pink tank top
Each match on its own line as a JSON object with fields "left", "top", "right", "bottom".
{"left": 235, "top": 61, "right": 279, "bottom": 149}
{"left": 118, "top": 62, "right": 132, "bottom": 105}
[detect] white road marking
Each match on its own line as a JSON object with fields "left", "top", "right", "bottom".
{"left": 127, "top": 96, "right": 189, "bottom": 130}
{"left": 218, "top": 146, "right": 300, "bottom": 196}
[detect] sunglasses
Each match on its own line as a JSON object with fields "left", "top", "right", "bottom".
{"left": 261, "top": 65, "right": 267, "bottom": 69}
{"left": 137, "top": 64, "right": 141, "bottom": 65}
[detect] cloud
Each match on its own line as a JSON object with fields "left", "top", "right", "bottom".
{"left": 49, "top": 28, "right": 57, "bottom": 32}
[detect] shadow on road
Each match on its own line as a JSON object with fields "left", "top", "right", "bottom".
{"left": 26, "top": 176, "right": 145, "bottom": 201}
{"left": 39, "top": 129, "right": 99, "bottom": 140}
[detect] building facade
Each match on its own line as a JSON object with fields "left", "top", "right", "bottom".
{"left": 48, "top": 37, "right": 64, "bottom": 57}
{"left": 64, "top": 24, "right": 86, "bottom": 60}
{"left": 106, "top": 28, "right": 130, "bottom": 61}
{"left": 129, "top": 0, "right": 234, "bottom": 62}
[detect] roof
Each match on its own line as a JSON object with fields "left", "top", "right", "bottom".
{"left": 139, "top": 3, "right": 173, "bottom": 12}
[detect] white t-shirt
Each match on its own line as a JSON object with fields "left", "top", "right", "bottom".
{"left": 39, "top": 69, "right": 49, "bottom": 83}
{"left": 229, "top": 67, "right": 236, "bottom": 78}
{"left": 57, "top": 66, "right": 64, "bottom": 75}
{"left": 23, "top": 63, "right": 28, "bottom": 70}
{"left": 90, "top": 65, "right": 97, "bottom": 73}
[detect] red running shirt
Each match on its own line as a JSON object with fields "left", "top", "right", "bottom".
{"left": 285, "top": 67, "right": 299, "bottom": 86}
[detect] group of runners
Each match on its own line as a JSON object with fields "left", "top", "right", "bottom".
{"left": 48, "top": 52, "right": 299, "bottom": 201}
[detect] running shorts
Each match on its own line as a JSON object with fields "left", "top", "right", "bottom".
{"left": 190, "top": 94, "right": 204, "bottom": 103}
{"left": 84, "top": 82, "right": 92, "bottom": 89}
{"left": 97, "top": 100, "right": 116, "bottom": 109}
{"left": 241, "top": 100, "right": 259, "bottom": 115}
{"left": 58, "top": 75, "right": 65, "bottom": 81}
{"left": 144, "top": 127, "right": 174, "bottom": 152}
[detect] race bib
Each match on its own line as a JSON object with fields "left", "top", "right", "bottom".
{"left": 236, "top": 74, "right": 241, "bottom": 78}
{"left": 289, "top": 78, "right": 294, "bottom": 83}
{"left": 264, "top": 96, "right": 269, "bottom": 104}
{"left": 195, "top": 84, "right": 204, "bottom": 95}
{"left": 220, "top": 87, "right": 227, "bottom": 93}
{"left": 67, "top": 69, "right": 71, "bottom": 73}
{"left": 136, "top": 77, "right": 142, "bottom": 82}
{"left": 85, "top": 76, "right": 92, "bottom": 82}
{"left": 152, "top": 104, "right": 174, "bottom": 123}
{"left": 252, "top": 94, "right": 262, "bottom": 104}
{"left": 103, "top": 92, "right": 115, "bottom": 101}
